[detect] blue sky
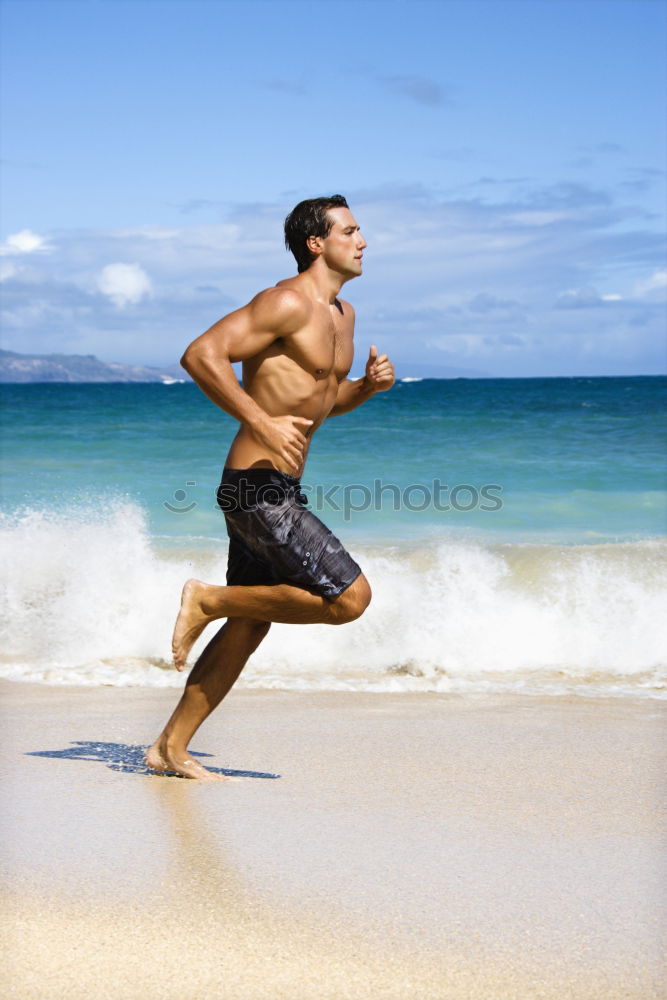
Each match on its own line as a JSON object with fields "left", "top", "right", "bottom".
{"left": 1, "top": 0, "right": 665, "bottom": 376}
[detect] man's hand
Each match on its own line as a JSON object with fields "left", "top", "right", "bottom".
{"left": 364, "top": 345, "right": 395, "bottom": 393}
{"left": 252, "top": 414, "right": 313, "bottom": 473}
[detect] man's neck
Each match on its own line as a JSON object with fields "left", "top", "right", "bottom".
{"left": 299, "top": 262, "right": 349, "bottom": 304}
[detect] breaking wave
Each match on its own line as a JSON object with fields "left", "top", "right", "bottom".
{"left": 1, "top": 501, "right": 665, "bottom": 697}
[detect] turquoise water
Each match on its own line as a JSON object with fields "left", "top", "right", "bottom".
{"left": 2, "top": 376, "right": 665, "bottom": 544}
{"left": 1, "top": 376, "right": 666, "bottom": 694}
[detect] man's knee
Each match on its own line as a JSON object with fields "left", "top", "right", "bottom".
{"left": 329, "top": 574, "right": 372, "bottom": 625}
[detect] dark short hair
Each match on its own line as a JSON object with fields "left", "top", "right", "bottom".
{"left": 284, "top": 195, "right": 349, "bottom": 272}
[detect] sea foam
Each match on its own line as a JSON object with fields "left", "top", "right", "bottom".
{"left": 1, "top": 502, "right": 665, "bottom": 696}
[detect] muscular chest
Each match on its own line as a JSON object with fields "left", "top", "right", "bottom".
{"left": 287, "top": 311, "right": 352, "bottom": 380}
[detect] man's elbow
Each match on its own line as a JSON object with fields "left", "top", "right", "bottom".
{"left": 181, "top": 343, "right": 230, "bottom": 381}
{"left": 180, "top": 345, "right": 200, "bottom": 375}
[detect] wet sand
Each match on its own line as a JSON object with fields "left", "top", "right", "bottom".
{"left": 2, "top": 680, "right": 665, "bottom": 999}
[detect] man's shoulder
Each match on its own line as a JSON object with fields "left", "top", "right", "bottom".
{"left": 253, "top": 282, "right": 311, "bottom": 311}
{"left": 249, "top": 284, "right": 313, "bottom": 334}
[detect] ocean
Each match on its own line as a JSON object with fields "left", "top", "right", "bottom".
{"left": 1, "top": 376, "right": 665, "bottom": 697}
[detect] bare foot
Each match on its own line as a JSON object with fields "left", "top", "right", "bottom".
{"left": 171, "top": 579, "right": 218, "bottom": 670}
{"left": 144, "top": 742, "right": 235, "bottom": 782}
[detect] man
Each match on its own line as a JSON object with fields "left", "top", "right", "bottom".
{"left": 146, "top": 195, "right": 395, "bottom": 780}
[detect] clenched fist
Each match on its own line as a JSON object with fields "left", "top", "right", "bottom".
{"left": 364, "top": 345, "right": 395, "bottom": 393}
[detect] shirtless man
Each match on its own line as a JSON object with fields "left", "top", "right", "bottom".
{"left": 146, "top": 195, "right": 395, "bottom": 780}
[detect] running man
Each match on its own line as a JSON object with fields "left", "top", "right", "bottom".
{"left": 146, "top": 195, "right": 395, "bottom": 780}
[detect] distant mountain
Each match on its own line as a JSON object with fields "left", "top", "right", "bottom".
{"left": 0, "top": 348, "right": 484, "bottom": 384}
{"left": 0, "top": 349, "right": 190, "bottom": 384}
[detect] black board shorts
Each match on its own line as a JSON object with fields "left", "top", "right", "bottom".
{"left": 217, "top": 467, "right": 362, "bottom": 600}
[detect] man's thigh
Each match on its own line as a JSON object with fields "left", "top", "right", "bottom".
{"left": 226, "top": 503, "right": 362, "bottom": 599}
{"left": 226, "top": 532, "right": 277, "bottom": 587}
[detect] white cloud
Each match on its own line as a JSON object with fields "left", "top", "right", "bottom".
{"left": 96, "top": 262, "right": 153, "bottom": 308}
{"left": 555, "top": 287, "right": 605, "bottom": 309}
{"left": 634, "top": 269, "right": 667, "bottom": 297}
{"left": 555, "top": 288, "right": 622, "bottom": 308}
{"left": 1, "top": 183, "right": 664, "bottom": 374}
{"left": 0, "top": 229, "right": 52, "bottom": 255}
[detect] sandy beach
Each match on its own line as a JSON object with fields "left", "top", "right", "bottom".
{"left": 2, "top": 680, "right": 665, "bottom": 999}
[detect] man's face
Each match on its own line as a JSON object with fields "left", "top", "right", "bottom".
{"left": 319, "top": 207, "right": 367, "bottom": 278}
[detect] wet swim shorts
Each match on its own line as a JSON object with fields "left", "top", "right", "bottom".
{"left": 217, "top": 467, "right": 362, "bottom": 600}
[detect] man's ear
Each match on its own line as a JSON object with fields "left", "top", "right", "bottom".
{"left": 306, "top": 235, "right": 323, "bottom": 258}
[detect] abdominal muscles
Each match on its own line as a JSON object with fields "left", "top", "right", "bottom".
{"left": 225, "top": 354, "right": 338, "bottom": 474}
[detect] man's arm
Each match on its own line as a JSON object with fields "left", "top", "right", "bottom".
{"left": 181, "top": 288, "right": 313, "bottom": 471}
{"left": 328, "top": 345, "right": 395, "bottom": 416}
